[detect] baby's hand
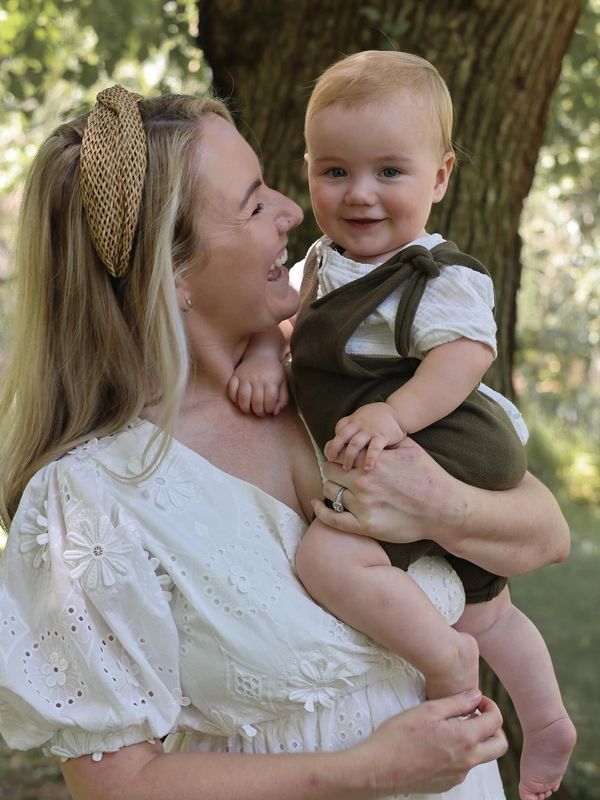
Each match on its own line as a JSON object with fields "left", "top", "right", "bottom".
{"left": 324, "top": 402, "right": 406, "bottom": 471}
{"left": 227, "top": 353, "right": 289, "bottom": 417}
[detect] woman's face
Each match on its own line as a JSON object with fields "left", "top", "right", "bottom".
{"left": 182, "top": 114, "right": 303, "bottom": 339}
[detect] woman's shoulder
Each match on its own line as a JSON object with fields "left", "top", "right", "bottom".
{"left": 7, "top": 422, "right": 157, "bottom": 567}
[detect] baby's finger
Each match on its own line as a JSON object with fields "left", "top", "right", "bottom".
{"left": 250, "top": 385, "right": 266, "bottom": 417}
{"left": 343, "top": 432, "right": 371, "bottom": 470}
{"left": 227, "top": 375, "right": 240, "bottom": 405}
{"left": 263, "top": 382, "right": 279, "bottom": 414}
{"left": 236, "top": 381, "right": 253, "bottom": 414}
{"left": 273, "top": 381, "right": 289, "bottom": 415}
{"left": 334, "top": 416, "right": 353, "bottom": 435}
{"left": 323, "top": 438, "right": 341, "bottom": 462}
{"left": 364, "top": 435, "right": 386, "bottom": 471}
{"left": 324, "top": 429, "right": 354, "bottom": 462}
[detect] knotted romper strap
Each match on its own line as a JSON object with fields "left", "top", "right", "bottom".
{"left": 393, "top": 241, "right": 490, "bottom": 356}
{"left": 297, "top": 237, "right": 324, "bottom": 319}
{"left": 297, "top": 239, "right": 490, "bottom": 364}
{"left": 290, "top": 239, "right": 491, "bottom": 448}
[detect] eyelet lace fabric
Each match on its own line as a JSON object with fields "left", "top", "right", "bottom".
{"left": 0, "top": 421, "right": 504, "bottom": 798}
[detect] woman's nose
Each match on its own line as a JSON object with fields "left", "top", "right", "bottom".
{"left": 277, "top": 193, "right": 304, "bottom": 231}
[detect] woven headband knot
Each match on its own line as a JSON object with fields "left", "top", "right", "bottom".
{"left": 80, "top": 85, "right": 147, "bottom": 278}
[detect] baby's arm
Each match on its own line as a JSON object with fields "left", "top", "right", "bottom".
{"left": 228, "top": 323, "right": 292, "bottom": 416}
{"left": 325, "top": 338, "right": 493, "bottom": 471}
{"left": 386, "top": 337, "right": 494, "bottom": 433}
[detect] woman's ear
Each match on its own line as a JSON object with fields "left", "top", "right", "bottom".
{"left": 175, "top": 274, "right": 193, "bottom": 313}
{"left": 432, "top": 151, "right": 455, "bottom": 203}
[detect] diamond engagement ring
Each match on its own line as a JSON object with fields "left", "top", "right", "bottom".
{"left": 332, "top": 486, "right": 345, "bottom": 513}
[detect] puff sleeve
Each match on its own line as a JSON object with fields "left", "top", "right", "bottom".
{"left": 409, "top": 265, "right": 497, "bottom": 359}
{"left": 0, "top": 453, "right": 184, "bottom": 761}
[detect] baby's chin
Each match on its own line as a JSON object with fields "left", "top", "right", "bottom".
{"left": 342, "top": 246, "right": 405, "bottom": 264}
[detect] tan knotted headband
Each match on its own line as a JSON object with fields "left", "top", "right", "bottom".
{"left": 80, "top": 85, "right": 147, "bottom": 278}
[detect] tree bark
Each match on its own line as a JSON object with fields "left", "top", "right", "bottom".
{"left": 198, "top": 0, "right": 579, "bottom": 395}
{"left": 197, "top": 2, "right": 580, "bottom": 797}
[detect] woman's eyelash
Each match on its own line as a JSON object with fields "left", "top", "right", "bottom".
{"left": 252, "top": 202, "right": 265, "bottom": 216}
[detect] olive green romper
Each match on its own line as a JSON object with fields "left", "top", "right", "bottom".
{"left": 290, "top": 239, "right": 526, "bottom": 603}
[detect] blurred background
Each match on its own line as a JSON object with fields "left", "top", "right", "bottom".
{"left": 0, "top": 1, "right": 598, "bottom": 798}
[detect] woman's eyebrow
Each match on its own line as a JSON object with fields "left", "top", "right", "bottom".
{"left": 239, "top": 178, "right": 262, "bottom": 210}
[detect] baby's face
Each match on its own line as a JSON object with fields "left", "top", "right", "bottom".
{"left": 305, "top": 91, "right": 453, "bottom": 263}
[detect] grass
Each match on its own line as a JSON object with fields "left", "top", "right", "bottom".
{"left": 0, "top": 744, "right": 70, "bottom": 799}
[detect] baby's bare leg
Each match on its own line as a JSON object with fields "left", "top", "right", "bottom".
{"left": 295, "top": 519, "right": 478, "bottom": 698}
{"left": 456, "top": 587, "right": 576, "bottom": 800}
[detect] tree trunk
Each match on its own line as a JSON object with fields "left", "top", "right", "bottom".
{"left": 197, "top": 2, "right": 580, "bottom": 797}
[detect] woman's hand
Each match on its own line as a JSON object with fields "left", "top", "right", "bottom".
{"left": 312, "top": 437, "right": 570, "bottom": 576}
{"left": 314, "top": 437, "right": 466, "bottom": 543}
{"left": 351, "top": 690, "right": 507, "bottom": 796}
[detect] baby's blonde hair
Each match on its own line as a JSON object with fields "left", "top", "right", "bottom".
{"left": 0, "top": 93, "right": 232, "bottom": 526}
{"left": 305, "top": 50, "right": 454, "bottom": 155}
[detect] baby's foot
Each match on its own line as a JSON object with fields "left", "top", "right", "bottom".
{"left": 519, "top": 716, "right": 577, "bottom": 800}
{"left": 425, "top": 631, "right": 479, "bottom": 700}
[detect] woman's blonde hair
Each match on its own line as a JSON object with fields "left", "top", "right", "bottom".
{"left": 305, "top": 50, "right": 454, "bottom": 155}
{"left": 0, "top": 92, "right": 232, "bottom": 526}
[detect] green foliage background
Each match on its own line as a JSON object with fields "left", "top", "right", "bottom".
{"left": 516, "top": 0, "right": 600, "bottom": 502}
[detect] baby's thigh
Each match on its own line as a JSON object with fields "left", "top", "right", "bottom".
{"left": 296, "top": 520, "right": 390, "bottom": 589}
{"left": 411, "top": 392, "right": 526, "bottom": 490}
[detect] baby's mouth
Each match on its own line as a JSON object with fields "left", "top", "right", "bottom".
{"left": 344, "top": 218, "right": 381, "bottom": 226}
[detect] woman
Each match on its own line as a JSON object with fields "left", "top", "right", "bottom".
{"left": 0, "top": 87, "right": 569, "bottom": 800}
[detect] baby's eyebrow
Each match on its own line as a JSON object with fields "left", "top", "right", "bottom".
{"left": 375, "top": 155, "right": 413, "bottom": 164}
{"left": 311, "top": 155, "right": 344, "bottom": 163}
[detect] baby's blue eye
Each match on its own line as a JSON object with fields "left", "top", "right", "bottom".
{"left": 326, "top": 167, "right": 347, "bottom": 178}
{"left": 380, "top": 167, "right": 401, "bottom": 178}
{"left": 251, "top": 202, "right": 265, "bottom": 216}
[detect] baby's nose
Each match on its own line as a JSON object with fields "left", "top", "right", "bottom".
{"left": 344, "top": 178, "right": 376, "bottom": 205}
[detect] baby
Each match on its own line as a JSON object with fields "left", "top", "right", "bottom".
{"left": 229, "top": 51, "right": 575, "bottom": 800}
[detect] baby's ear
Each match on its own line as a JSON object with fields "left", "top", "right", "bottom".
{"left": 433, "top": 151, "right": 454, "bottom": 203}
{"left": 304, "top": 152, "right": 309, "bottom": 165}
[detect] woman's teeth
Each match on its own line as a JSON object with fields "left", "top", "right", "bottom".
{"left": 273, "top": 249, "right": 288, "bottom": 269}
{"left": 268, "top": 249, "right": 288, "bottom": 279}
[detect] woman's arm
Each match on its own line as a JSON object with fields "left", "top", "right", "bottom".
{"left": 61, "top": 691, "right": 506, "bottom": 800}
{"left": 312, "top": 437, "right": 569, "bottom": 577}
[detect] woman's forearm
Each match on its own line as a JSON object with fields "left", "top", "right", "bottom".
{"left": 315, "top": 439, "right": 569, "bottom": 577}
{"left": 93, "top": 750, "right": 366, "bottom": 800}
{"left": 62, "top": 744, "right": 363, "bottom": 800}
{"left": 434, "top": 471, "right": 570, "bottom": 576}
{"left": 61, "top": 692, "right": 505, "bottom": 800}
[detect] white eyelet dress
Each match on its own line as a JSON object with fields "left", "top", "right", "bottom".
{"left": 0, "top": 420, "right": 505, "bottom": 799}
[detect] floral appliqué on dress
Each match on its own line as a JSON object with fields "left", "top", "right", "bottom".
{"left": 288, "top": 657, "right": 354, "bottom": 712}
{"left": 63, "top": 505, "right": 134, "bottom": 590}
{"left": 18, "top": 503, "right": 51, "bottom": 571}
{"left": 128, "top": 455, "right": 196, "bottom": 509}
